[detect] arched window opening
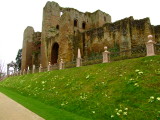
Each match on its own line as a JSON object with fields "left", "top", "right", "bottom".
{"left": 74, "top": 19, "right": 78, "bottom": 27}
{"left": 60, "top": 12, "right": 63, "bottom": 17}
{"left": 82, "top": 22, "right": 86, "bottom": 29}
{"left": 51, "top": 43, "right": 59, "bottom": 64}
{"left": 56, "top": 25, "right": 59, "bottom": 30}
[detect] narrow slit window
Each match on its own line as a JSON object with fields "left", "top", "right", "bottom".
{"left": 74, "top": 19, "right": 78, "bottom": 27}
{"left": 104, "top": 16, "right": 106, "bottom": 22}
{"left": 56, "top": 25, "right": 59, "bottom": 30}
{"left": 82, "top": 22, "right": 86, "bottom": 29}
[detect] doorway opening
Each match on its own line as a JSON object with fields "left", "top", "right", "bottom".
{"left": 51, "top": 43, "right": 59, "bottom": 64}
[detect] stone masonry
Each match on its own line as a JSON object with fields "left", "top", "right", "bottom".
{"left": 21, "top": 1, "right": 160, "bottom": 70}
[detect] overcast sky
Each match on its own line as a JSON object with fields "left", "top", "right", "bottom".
{"left": 0, "top": 0, "right": 160, "bottom": 71}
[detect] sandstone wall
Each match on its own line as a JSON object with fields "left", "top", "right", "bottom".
{"left": 76, "top": 17, "right": 155, "bottom": 59}
{"left": 130, "top": 17, "right": 152, "bottom": 48}
{"left": 41, "top": 1, "right": 61, "bottom": 67}
{"left": 154, "top": 25, "right": 160, "bottom": 43}
{"left": 22, "top": 1, "right": 160, "bottom": 69}
{"left": 40, "top": 1, "right": 111, "bottom": 67}
{"left": 21, "top": 26, "right": 34, "bottom": 70}
{"left": 32, "top": 32, "right": 41, "bottom": 66}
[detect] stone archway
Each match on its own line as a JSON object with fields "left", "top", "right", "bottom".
{"left": 51, "top": 43, "right": 59, "bottom": 65}
{"left": 7, "top": 61, "right": 17, "bottom": 75}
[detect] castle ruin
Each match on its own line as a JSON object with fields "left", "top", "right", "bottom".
{"left": 21, "top": 1, "right": 160, "bottom": 70}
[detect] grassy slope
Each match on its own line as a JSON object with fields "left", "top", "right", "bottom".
{"left": 0, "top": 55, "right": 160, "bottom": 120}
{"left": 0, "top": 87, "right": 89, "bottom": 120}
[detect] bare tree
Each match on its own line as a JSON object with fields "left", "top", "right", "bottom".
{"left": 0, "top": 60, "right": 6, "bottom": 80}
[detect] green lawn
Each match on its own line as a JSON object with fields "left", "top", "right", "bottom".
{"left": 0, "top": 55, "right": 160, "bottom": 120}
{"left": 0, "top": 87, "right": 89, "bottom": 120}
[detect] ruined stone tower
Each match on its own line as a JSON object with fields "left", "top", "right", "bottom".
{"left": 21, "top": 1, "right": 160, "bottom": 70}
{"left": 21, "top": 26, "right": 34, "bottom": 70}
{"left": 40, "top": 1, "right": 111, "bottom": 68}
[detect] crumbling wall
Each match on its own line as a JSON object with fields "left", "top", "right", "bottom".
{"left": 79, "top": 17, "right": 154, "bottom": 59}
{"left": 82, "top": 17, "right": 132, "bottom": 58}
{"left": 22, "top": 1, "right": 160, "bottom": 68}
{"left": 32, "top": 32, "right": 41, "bottom": 66}
{"left": 21, "top": 26, "right": 34, "bottom": 70}
{"left": 40, "top": 1, "right": 111, "bottom": 66}
{"left": 154, "top": 25, "right": 160, "bottom": 43}
{"left": 130, "top": 17, "right": 152, "bottom": 48}
{"left": 41, "top": 1, "right": 61, "bottom": 67}
{"left": 61, "top": 8, "right": 111, "bottom": 32}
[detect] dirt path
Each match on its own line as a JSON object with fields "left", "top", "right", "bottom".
{"left": 0, "top": 92, "right": 45, "bottom": 120}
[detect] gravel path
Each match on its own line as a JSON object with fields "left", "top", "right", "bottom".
{"left": 0, "top": 92, "right": 45, "bottom": 120}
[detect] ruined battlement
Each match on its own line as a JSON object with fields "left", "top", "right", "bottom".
{"left": 33, "top": 32, "right": 41, "bottom": 41}
{"left": 43, "top": 1, "right": 111, "bottom": 34}
{"left": 21, "top": 1, "right": 160, "bottom": 70}
{"left": 154, "top": 25, "right": 160, "bottom": 42}
{"left": 82, "top": 16, "right": 154, "bottom": 55}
